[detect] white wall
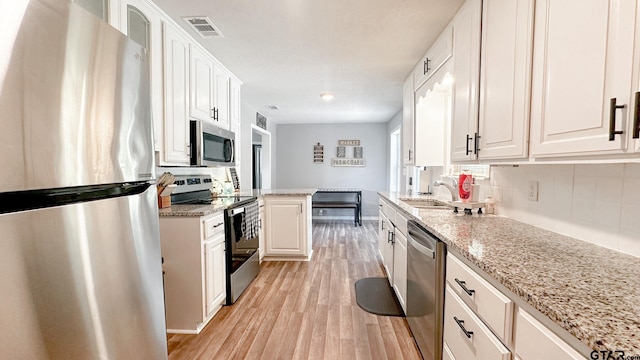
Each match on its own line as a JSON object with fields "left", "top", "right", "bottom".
{"left": 387, "top": 110, "right": 403, "bottom": 192}
{"left": 490, "top": 164, "right": 640, "bottom": 258}
{"left": 240, "top": 101, "right": 277, "bottom": 190}
{"left": 275, "top": 123, "right": 388, "bottom": 217}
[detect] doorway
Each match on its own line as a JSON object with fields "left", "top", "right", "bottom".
{"left": 389, "top": 127, "right": 401, "bottom": 192}
{"left": 251, "top": 124, "right": 272, "bottom": 189}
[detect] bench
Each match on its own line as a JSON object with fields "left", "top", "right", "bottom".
{"left": 312, "top": 189, "right": 362, "bottom": 226}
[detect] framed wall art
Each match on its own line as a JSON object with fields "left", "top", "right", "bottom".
{"left": 313, "top": 143, "right": 324, "bottom": 163}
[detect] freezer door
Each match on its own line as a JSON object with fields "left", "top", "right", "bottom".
{"left": 0, "top": 186, "right": 167, "bottom": 359}
{"left": 0, "top": 1, "right": 155, "bottom": 192}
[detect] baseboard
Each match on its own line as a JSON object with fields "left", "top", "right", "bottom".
{"left": 262, "top": 249, "right": 313, "bottom": 262}
{"left": 312, "top": 216, "right": 377, "bottom": 221}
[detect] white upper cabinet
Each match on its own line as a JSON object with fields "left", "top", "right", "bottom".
{"left": 162, "top": 21, "right": 190, "bottom": 165}
{"left": 413, "top": 26, "right": 454, "bottom": 90}
{"left": 414, "top": 61, "right": 452, "bottom": 166}
{"left": 230, "top": 77, "right": 242, "bottom": 131}
{"left": 530, "top": 0, "right": 637, "bottom": 157}
{"left": 402, "top": 75, "right": 415, "bottom": 165}
{"left": 477, "top": 0, "right": 534, "bottom": 160}
{"left": 450, "top": 0, "right": 482, "bottom": 162}
{"left": 190, "top": 44, "right": 215, "bottom": 122}
{"left": 189, "top": 43, "right": 231, "bottom": 130}
{"left": 213, "top": 64, "right": 231, "bottom": 130}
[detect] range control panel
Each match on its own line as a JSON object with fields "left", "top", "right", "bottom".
{"left": 171, "top": 175, "right": 213, "bottom": 194}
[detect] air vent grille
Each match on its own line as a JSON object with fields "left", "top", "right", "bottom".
{"left": 265, "top": 105, "right": 279, "bottom": 110}
{"left": 182, "top": 17, "right": 223, "bottom": 38}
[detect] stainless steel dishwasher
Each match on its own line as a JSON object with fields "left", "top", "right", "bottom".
{"left": 406, "top": 220, "right": 447, "bottom": 360}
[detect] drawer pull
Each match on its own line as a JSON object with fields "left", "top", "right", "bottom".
{"left": 454, "top": 317, "right": 474, "bottom": 339}
{"left": 455, "top": 278, "right": 475, "bottom": 296}
{"left": 212, "top": 222, "right": 223, "bottom": 228}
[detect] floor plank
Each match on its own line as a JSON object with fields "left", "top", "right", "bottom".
{"left": 166, "top": 220, "right": 421, "bottom": 359}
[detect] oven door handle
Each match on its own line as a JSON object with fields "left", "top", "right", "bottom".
{"left": 230, "top": 207, "right": 244, "bottom": 216}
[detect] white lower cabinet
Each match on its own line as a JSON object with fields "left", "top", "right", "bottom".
{"left": 443, "top": 342, "right": 456, "bottom": 360}
{"left": 258, "top": 199, "right": 265, "bottom": 261}
{"left": 263, "top": 196, "right": 312, "bottom": 260}
{"left": 160, "top": 212, "right": 226, "bottom": 333}
{"left": 446, "top": 253, "right": 513, "bottom": 343}
{"left": 204, "top": 236, "right": 225, "bottom": 315}
{"left": 444, "top": 285, "right": 511, "bottom": 360}
{"left": 445, "top": 252, "right": 588, "bottom": 360}
{"left": 378, "top": 199, "right": 395, "bottom": 281}
{"left": 514, "top": 308, "right": 586, "bottom": 360}
{"left": 377, "top": 198, "right": 407, "bottom": 313}
{"left": 392, "top": 227, "right": 407, "bottom": 312}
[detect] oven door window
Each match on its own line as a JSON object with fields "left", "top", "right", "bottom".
{"left": 203, "top": 133, "right": 233, "bottom": 163}
{"left": 228, "top": 211, "right": 258, "bottom": 273}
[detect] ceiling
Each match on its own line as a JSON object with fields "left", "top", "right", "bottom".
{"left": 153, "top": 0, "right": 465, "bottom": 124}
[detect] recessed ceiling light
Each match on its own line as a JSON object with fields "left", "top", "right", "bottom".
{"left": 320, "top": 93, "right": 334, "bottom": 101}
{"left": 265, "top": 105, "right": 279, "bottom": 110}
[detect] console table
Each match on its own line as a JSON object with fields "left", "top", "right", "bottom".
{"left": 312, "top": 189, "right": 362, "bottom": 226}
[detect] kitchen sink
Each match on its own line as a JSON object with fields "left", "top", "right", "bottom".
{"left": 399, "top": 198, "right": 452, "bottom": 209}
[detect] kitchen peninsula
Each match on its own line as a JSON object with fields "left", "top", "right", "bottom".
{"left": 379, "top": 192, "right": 640, "bottom": 358}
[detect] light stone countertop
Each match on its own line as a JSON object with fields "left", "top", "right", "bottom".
{"left": 158, "top": 189, "right": 317, "bottom": 217}
{"left": 254, "top": 188, "right": 317, "bottom": 196}
{"left": 158, "top": 202, "right": 228, "bottom": 217}
{"left": 379, "top": 191, "right": 640, "bottom": 355}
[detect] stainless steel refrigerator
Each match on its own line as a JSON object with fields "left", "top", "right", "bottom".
{"left": 0, "top": 1, "right": 167, "bottom": 358}
{"left": 252, "top": 144, "right": 262, "bottom": 189}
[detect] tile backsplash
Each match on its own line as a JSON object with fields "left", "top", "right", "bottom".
{"left": 490, "top": 164, "right": 640, "bottom": 258}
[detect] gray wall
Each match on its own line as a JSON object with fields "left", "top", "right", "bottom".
{"left": 275, "top": 123, "right": 388, "bottom": 218}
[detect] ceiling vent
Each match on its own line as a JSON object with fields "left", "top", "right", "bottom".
{"left": 265, "top": 105, "right": 279, "bottom": 110}
{"left": 182, "top": 17, "right": 223, "bottom": 38}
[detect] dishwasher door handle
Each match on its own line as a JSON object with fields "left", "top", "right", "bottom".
{"left": 408, "top": 235, "right": 435, "bottom": 259}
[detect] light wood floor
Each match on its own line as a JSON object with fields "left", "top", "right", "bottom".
{"left": 166, "top": 220, "right": 421, "bottom": 359}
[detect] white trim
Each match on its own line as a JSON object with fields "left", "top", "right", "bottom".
{"left": 251, "top": 124, "right": 272, "bottom": 189}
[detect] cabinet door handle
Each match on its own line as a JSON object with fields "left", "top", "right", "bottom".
{"left": 381, "top": 221, "right": 385, "bottom": 230}
{"left": 423, "top": 58, "right": 431, "bottom": 74}
{"left": 387, "top": 230, "right": 395, "bottom": 244}
{"left": 609, "top": 98, "right": 625, "bottom": 141}
{"left": 634, "top": 92, "right": 640, "bottom": 139}
{"left": 454, "top": 317, "right": 474, "bottom": 339}
{"left": 408, "top": 149, "right": 413, "bottom": 161}
{"left": 212, "top": 107, "right": 219, "bottom": 121}
{"left": 454, "top": 278, "right": 475, "bottom": 296}
{"left": 474, "top": 132, "right": 481, "bottom": 154}
{"left": 465, "top": 134, "right": 472, "bottom": 155}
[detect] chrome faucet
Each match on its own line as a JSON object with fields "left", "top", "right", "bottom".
{"left": 434, "top": 178, "right": 459, "bottom": 201}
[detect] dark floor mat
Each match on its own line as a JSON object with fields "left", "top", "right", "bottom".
{"left": 354, "top": 277, "right": 404, "bottom": 317}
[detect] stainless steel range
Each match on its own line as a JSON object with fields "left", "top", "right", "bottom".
{"left": 170, "top": 175, "right": 260, "bottom": 305}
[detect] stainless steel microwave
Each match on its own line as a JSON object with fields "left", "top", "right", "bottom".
{"left": 190, "top": 120, "right": 236, "bottom": 167}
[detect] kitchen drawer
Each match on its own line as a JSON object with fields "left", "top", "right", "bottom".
{"left": 443, "top": 342, "right": 456, "bottom": 360}
{"left": 446, "top": 253, "right": 513, "bottom": 343}
{"left": 444, "top": 286, "right": 511, "bottom": 360}
{"left": 395, "top": 211, "right": 408, "bottom": 236}
{"left": 514, "top": 308, "right": 585, "bottom": 360}
{"left": 379, "top": 199, "right": 396, "bottom": 225}
{"left": 203, "top": 213, "right": 225, "bottom": 239}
